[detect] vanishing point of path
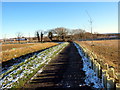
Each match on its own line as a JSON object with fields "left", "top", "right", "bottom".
{"left": 23, "top": 42, "right": 92, "bottom": 89}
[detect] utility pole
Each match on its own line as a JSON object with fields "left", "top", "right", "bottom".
{"left": 3, "top": 34, "right": 6, "bottom": 42}
{"left": 29, "top": 33, "right": 30, "bottom": 43}
{"left": 86, "top": 10, "right": 94, "bottom": 46}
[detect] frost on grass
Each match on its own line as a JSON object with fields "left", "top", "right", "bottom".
{"left": 73, "top": 43, "right": 103, "bottom": 88}
{"left": 1, "top": 42, "right": 69, "bottom": 89}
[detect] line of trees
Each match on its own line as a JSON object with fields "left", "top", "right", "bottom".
{"left": 35, "top": 31, "right": 44, "bottom": 42}
{"left": 15, "top": 27, "right": 97, "bottom": 43}
{"left": 47, "top": 27, "right": 68, "bottom": 41}
{"left": 47, "top": 27, "right": 94, "bottom": 41}
{"left": 14, "top": 27, "right": 119, "bottom": 43}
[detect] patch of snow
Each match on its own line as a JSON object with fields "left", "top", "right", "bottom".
{"left": 73, "top": 42, "right": 103, "bottom": 89}
{"left": 1, "top": 42, "right": 69, "bottom": 89}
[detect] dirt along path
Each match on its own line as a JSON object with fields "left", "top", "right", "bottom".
{"left": 23, "top": 42, "right": 91, "bottom": 89}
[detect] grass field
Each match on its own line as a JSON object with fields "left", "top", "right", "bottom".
{"left": 2, "top": 43, "right": 35, "bottom": 51}
{"left": 1, "top": 42, "right": 59, "bottom": 62}
{"left": 75, "top": 40, "right": 119, "bottom": 72}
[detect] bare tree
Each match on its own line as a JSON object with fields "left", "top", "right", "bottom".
{"left": 35, "top": 30, "right": 47, "bottom": 42}
{"left": 16, "top": 32, "right": 23, "bottom": 43}
{"left": 53, "top": 27, "right": 68, "bottom": 41}
{"left": 69, "top": 29, "right": 86, "bottom": 40}
{"left": 48, "top": 31, "right": 53, "bottom": 41}
{"left": 40, "top": 32, "right": 43, "bottom": 42}
{"left": 35, "top": 31, "right": 40, "bottom": 42}
{"left": 69, "top": 29, "right": 75, "bottom": 40}
{"left": 93, "top": 32, "right": 99, "bottom": 39}
{"left": 40, "top": 30, "right": 48, "bottom": 42}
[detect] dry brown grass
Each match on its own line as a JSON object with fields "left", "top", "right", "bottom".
{"left": 75, "top": 40, "right": 119, "bottom": 72}
{"left": 2, "top": 42, "right": 58, "bottom": 62}
{"left": 2, "top": 43, "right": 35, "bottom": 51}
